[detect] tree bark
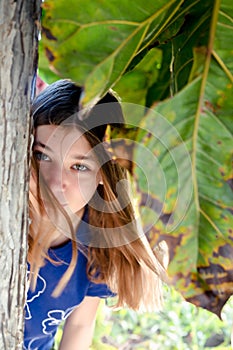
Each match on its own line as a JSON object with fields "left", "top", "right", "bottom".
{"left": 0, "top": 1, "right": 41, "bottom": 348}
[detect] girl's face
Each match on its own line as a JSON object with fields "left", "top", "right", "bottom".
{"left": 32, "top": 125, "right": 102, "bottom": 217}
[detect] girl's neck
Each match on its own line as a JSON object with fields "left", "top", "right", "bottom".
{"left": 50, "top": 233, "right": 70, "bottom": 248}
{"left": 50, "top": 206, "right": 85, "bottom": 248}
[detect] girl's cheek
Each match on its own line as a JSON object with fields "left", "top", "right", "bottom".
{"left": 78, "top": 175, "right": 99, "bottom": 192}
{"left": 76, "top": 178, "right": 98, "bottom": 199}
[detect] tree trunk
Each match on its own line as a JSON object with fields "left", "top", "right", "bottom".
{"left": 0, "top": 1, "right": 41, "bottom": 348}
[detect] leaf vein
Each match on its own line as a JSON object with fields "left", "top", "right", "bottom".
{"left": 199, "top": 208, "right": 224, "bottom": 237}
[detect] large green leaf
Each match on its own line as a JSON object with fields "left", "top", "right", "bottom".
{"left": 113, "top": 48, "right": 162, "bottom": 107}
{"left": 133, "top": 0, "right": 233, "bottom": 316}
{"left": 40, "top": 0, "right": 185, "bottom": 107}
{"left": 147, "top": 0, "right": 213, "bottom": 104}
{"left": 113, "top": 0, "right": 214, "bottom": 107}
{"left": 39, "top": 0, "right": 233, "bottom": 316}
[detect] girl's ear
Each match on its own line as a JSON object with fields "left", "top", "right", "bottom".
{"left": 98, "top": 171, "right": 103, "bottom": 185}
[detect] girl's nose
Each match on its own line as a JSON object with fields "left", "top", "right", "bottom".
{"left": 41, "top": 166, "right": 67, "bottom": 193}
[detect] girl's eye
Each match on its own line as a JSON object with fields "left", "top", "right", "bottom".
{"left": 72, "top": 164, "right": 89, "bottom": 172}
{"left": 34, "top": 151, "right": 50, "bottom": 162}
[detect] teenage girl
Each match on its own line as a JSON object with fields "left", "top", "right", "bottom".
{"left": 25, "top": 79, "right": 166, "bottom": 350}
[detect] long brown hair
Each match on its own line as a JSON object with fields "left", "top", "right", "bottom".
{"left": 29, "top": 79, "right": 167, "bottom": 310}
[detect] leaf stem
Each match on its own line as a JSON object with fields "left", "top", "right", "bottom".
{"left": 192, "top": 0, "right": 221, "bottom": 212}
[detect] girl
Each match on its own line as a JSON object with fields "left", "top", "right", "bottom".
{"left": 25, "top": 79, "right": 166, "bottom": 350}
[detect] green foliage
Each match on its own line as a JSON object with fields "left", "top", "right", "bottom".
{"left": 91, "top": 288, "right": 233, "bottom": 350}
{"left": 40, "top": 0, "right": 189, "bottom": 106}
{"left": 39, "top": 0, "right": 233, "bottom": 315}
{"left": 53, "top": 289, "right": 233, "bottom": 349}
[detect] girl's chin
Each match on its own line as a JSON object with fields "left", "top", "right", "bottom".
{"left": 74, "top": 207, "right": 85, "bottom": 217}
{"left": 63, "top": 206, "right": 85, "bottom": 218}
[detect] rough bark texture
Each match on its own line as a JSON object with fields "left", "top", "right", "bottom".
{"left": 0, "top": 1, "right": 41, "bottom": 348}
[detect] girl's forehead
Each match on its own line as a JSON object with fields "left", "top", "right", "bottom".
{"left": 35, "top": 125, "right": 92, "bottom": 155}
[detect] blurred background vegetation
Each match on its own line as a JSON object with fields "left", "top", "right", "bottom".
{"left": 54, "top": 285, "right": 232, "bottom": 350}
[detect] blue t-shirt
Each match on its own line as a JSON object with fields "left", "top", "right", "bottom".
{"left": 24, "top": 210, "right": 113, "bottom": 350}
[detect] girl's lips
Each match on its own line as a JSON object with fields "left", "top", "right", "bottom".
{"left": 42, "top": 200, "right": 68, "bottom": 208}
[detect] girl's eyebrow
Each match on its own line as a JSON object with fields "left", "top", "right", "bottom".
{"left": 33, "top": 141, "right": 52, "bottom": 151}
{"left": 72, "top": 154, "right": 96, "bottom": 162}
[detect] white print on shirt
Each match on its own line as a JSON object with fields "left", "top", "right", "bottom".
{"left": 23, "top": 306, "right": 75, "bottom": 350}
{"left": 25, "top": 272, "right": 46, "bottom": 320}
{"left": 42, "top": 307, "right": 76, "bottom": 334}
{"left": 25, "top": 269, "right": 77, "bottom": 350}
